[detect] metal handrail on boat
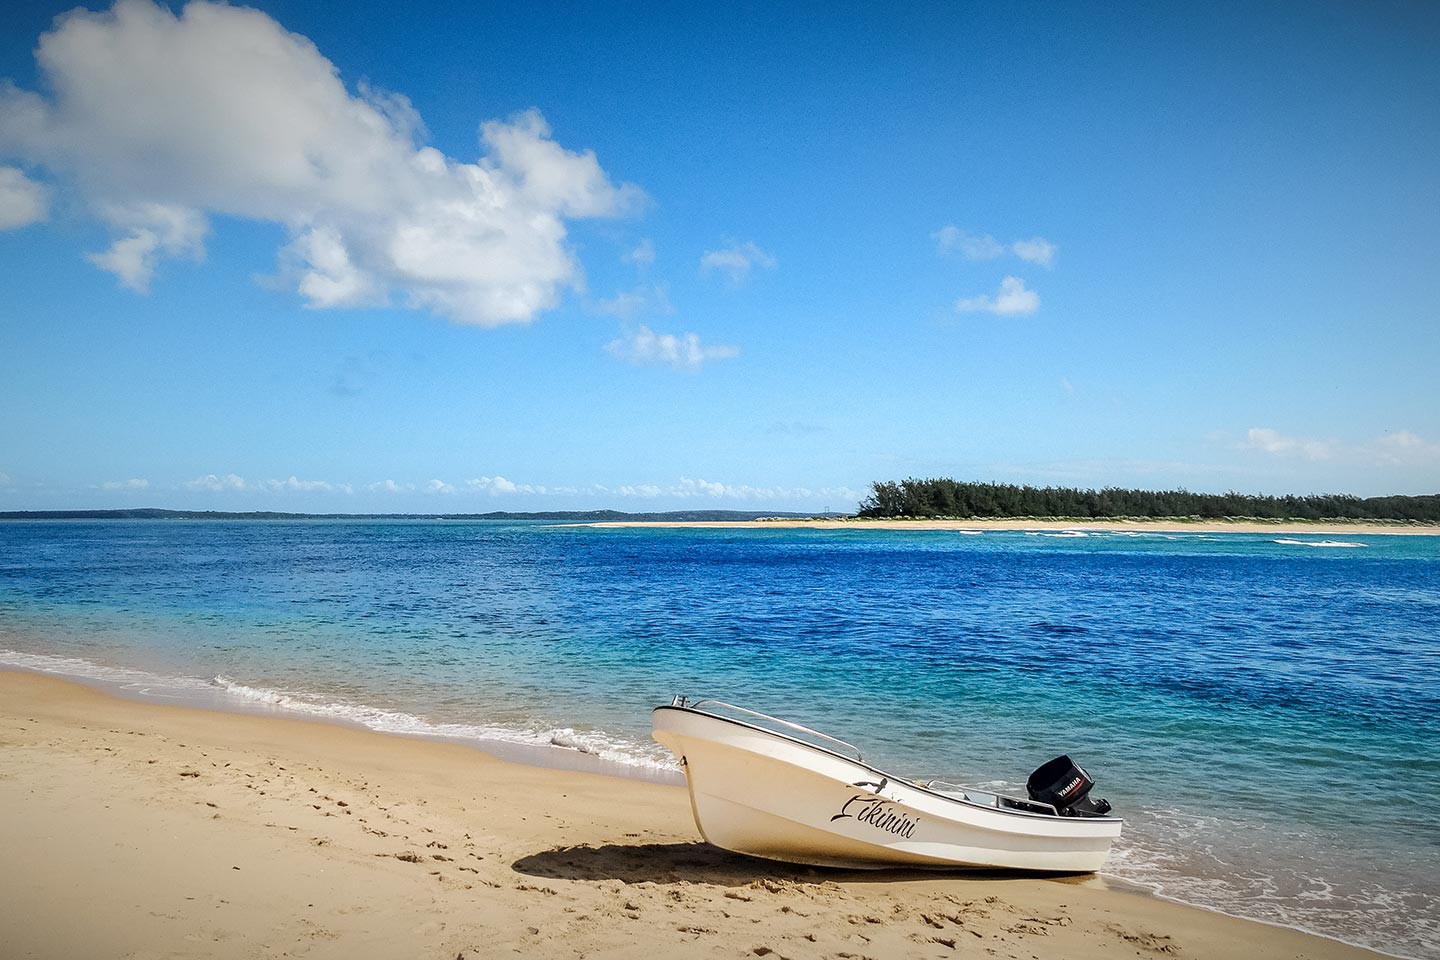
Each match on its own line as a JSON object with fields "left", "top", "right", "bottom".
{"left": 920, "top": 778, "right": 1059, "bottom": 816}
{"left": 671, "top": 696, "right": 865, "bottom": 761}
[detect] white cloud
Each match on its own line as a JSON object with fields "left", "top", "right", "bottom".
{"left": 0, "top": 166, "right": 47, "bottom": 228}
{"left": 100, "top": 478, "right": 148, "bottom": 491}
{"left": 1375, "top": 431, "right": 1432, "bottom": 453}
{"left": 78, "top": 469, "right": 859, "bottom": 506}
{"left": 700, "top": 240, "right": 775, "bottom": 283}
{"left": 183, "top": 472, "right": 352, "bottom": 493}
{"left": 679, "top": 478, "right": 727, "bottom": 497}
{"left": 281, "top": 224, "right": 383, "bottom": 308}
{"left": 86, "top": 201, "right": 207, "bottom": 292}
{"left": 1369, "top": 432, "right": 1440, "bottom": 467}
{"left": 1378, "top": 431, "right": 1422, "bottom": 448}
{"left": 262, "top": 476, "right": 350, "bottom": 494}
{"left": 1371, "top": 432, "right": 1440, "bottom": 467}
{"left": 1241, "top": 427, "right": 1440, "bottom": 467}
{"left": 934, "top": 226, "right": 1056, "bottom": 267}
{"left": 954, "top": 276, "right": 1040, "bottom": 316}
{"left": 605, "top": 478, "right": 863, "bottom": 503}
{"left": 1011, "top": 236, "right": 1056, "bottom": 267}
{"left": 623, "top": 238, "right": 655, "bottom": 267}
{"left": 615, "top": 483, "right": 663, "bottom": 498}
{"left": 932, "top": 226, "right": 1004, "bottom": 260}
{"left": 595, "top": 289, "right": 648, "bottom": 320}
{"left": 1242, "top": 428, "right": 1337, "bottom": 461}
{"left": 184, "top": 473, "right": 246, "bottom": 492}
{"left": 251, "top": 472, "right": 863, "bottom": 506}
{"left": 474, "top": 476, "right": 519, "bottom": 494}
{"left": 0, "top": 0, "right": 638, "bottom": 325}
{"left": 595, "top": 283, "right": 672, "bottom": 321}
{"left": 465, "top": 475, "right": 553, "bottom": 495}
{"left": 605, "top": 324, "right": 739, "bottom": 370}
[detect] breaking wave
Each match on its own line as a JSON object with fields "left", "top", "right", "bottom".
{"left": 0, "top": 648, "right": 678, "bottom": 778}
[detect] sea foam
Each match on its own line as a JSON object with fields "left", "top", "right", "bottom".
{"left": 206, "top": 674, "right": 679, "bottom": 775}
{"left": 0, "top": 648, "right": 679, "bottom": 778}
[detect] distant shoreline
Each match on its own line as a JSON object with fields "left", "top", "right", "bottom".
{"left": 0, "top": 508, "right": 836, "bottom": 522}
{"left": 4, "top": 509, "right": 1436, "bottom": 536}
{"left": 584, "top": 517, "right": 1440, "bottom": 536}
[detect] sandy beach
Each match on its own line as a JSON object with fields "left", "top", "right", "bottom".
{"left": 0, "top": 670, "right": 1388, "bottom": 960}
{"left": 586, "top": 518, "right": 1440, "bottom": 536}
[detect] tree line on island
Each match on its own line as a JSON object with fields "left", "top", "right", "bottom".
{"left": 857, "top": 479, "right": 1440, "bottom": 522}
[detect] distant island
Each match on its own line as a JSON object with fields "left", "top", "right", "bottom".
{"left": 857, "top": 479, "right": 1440, "bottom": 522}
{"left": 0, "top": 508, "right": 841, "bottom": 522}
{"left": 4, "top": 482, "right": 1438, "bottom": 525}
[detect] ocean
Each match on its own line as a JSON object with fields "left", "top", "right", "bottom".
{"left": 1, "top": 520, "right": 1436, "bottom": 957}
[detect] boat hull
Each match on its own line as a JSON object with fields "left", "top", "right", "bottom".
{"left": 653, "top": 705, "right": 1121, "bottom": 872}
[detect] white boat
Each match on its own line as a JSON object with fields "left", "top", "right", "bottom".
{"left": 652, "top": 697, "right": 1122, "bottom": 873}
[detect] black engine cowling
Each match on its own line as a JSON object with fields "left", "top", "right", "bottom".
{"left": 1026, "top": 755, "right": 1112, "bottom": 817}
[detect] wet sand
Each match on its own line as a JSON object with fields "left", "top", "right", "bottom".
{"left": 0, "top": 670, "right": 1388, "bottom": 959}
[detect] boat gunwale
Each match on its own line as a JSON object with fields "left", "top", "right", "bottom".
{"left": 653, "top": 704, "right": 1124, "bottom": 826}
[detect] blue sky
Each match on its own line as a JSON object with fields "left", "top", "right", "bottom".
{"left": 1, "top": 0, "right": 1437, "bottom": 512}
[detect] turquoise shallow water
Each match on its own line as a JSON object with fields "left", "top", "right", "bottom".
{"left": 1, "top": 520, "right": 1437, "bottom": 957}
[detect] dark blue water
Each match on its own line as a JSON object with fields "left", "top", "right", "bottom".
{"left": 2, "top": 520, "right": 1437, "bottom": 957}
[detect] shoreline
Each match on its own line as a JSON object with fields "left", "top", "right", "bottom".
{"left": 0, "top": 648, "right": 682, "bottom": 785}
{"left": 0, "top": 669, "right": 1397, "bottom": 959}
{"left": 583, "top": 517, "right": 1440, "bottom": 536}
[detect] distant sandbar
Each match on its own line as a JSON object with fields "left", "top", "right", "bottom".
{"left": 583, "top": 518, "right": 1440, "bottom": 536}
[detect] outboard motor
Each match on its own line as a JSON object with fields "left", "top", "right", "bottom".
{"left": 1027, "top": 755, "right": 1112, "bottom": 817}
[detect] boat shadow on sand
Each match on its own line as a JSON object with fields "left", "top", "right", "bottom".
{"left": 511, "top": 841, "right": 1070, "bottom": 887}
